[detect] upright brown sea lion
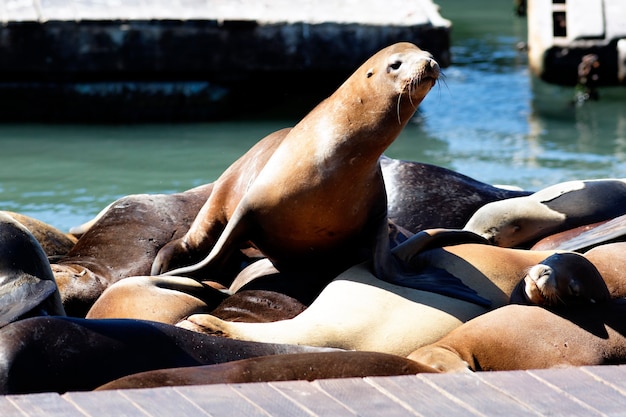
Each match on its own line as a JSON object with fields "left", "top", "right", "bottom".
{"left": 151, "top": 43, "right": 442, "bottom": 293}
{"left": 464, "top": 179, "right": 626, "bottom": 248}
{"left": 0, "top": 212, "right": 65, "bottom": 326}
{"left": 53, "top": 183, "right": 214, "bottom": 317}
{"left": 408, "top": 301, "right": 626, "bottom": 372}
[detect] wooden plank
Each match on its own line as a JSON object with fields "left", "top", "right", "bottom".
{"left": 6, "top": 392, "right": 85, "bottom": 417}
{"left": 269, "top": 380, "right": 358, "bottom": 417}
{"left": 419, "top": 373, "right": 540, "bottom": 416}
{"left": 529, "top": 367, "right": 626, "bottom": 416}
{"left": 582, "top": 365, "right": 626, "bottom": 394}
{"left": 0, "top": 395, "right": 27, "bottom": 417}
{"left": 119, "top": 387, "right": 214, "bottom": 417}
{"left": 9, "top": 368, "right": 626, "bottom": 417}
{"left": 173, "top": 384, "right": 271, "bottom": 417}
{"left": 313, "top": 377, "right": 420, "bottom": 417}
{"left": 365, "top": 375, "right": 483, "bottom": 417}
{"left": 477, "top": 370, "right": 603, "bottom": 417}
{"left": 63, "top": 390, "right": 150, "bottom": 416}
{"left": 231, "top": 382, "right": 316, "bottom": 417}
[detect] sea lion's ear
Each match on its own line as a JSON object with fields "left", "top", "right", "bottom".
{"left": 366, "top": 69, "right": 374, "bottom": 78}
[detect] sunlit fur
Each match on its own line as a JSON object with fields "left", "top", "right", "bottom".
{"left": 395, "top": 57, "right": 440, "bottom": 124}
{"left": 523, "top": 263, "right": 563, "bottom": 305}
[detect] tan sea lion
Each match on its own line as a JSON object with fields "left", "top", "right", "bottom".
{"left": 151, "top": 43, "right": 441, "bottom": 295}
{"left": 86, "top": 275, "right": 228, "bottom": 324}
{"left": 408, "top": 301, "right": 626, "bottom": 372}
{"left": 52, "top": 183, "right": 215, "bottom": 317}
{"left": 177, "top": 230, "right": 563, "bottom": 356}
{"left": 86, "top": 273, "right": 306, "bottom": 325}
{"left": 0, "top": 211, "right": 77, "bottom": 261}
{"left": 464, "top": 179, "right": 626, "bottom": 248}
{"left": 95, "top": 351, "right": 439, "bottom": 390}
{"left": 0, "top": 212, "right": 65, "bottom": 326}
{"left": 583, "top": 242, "right": 626, "bottom": 299}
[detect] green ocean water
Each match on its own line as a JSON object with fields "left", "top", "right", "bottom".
{"left": 0, "top": 0, "right": 624, "bottom": 231}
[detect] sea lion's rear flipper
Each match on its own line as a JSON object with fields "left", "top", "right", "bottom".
{"left": 391, "top": 228, "right": 490, "bottom": 262}
{"left": 161, "top": 204, "right": 253, "bottom": 280}
{"left": 387, "top": 265, "right": 492, "bottom": 307}
{"left": 374, "top": 226, "right": 492, "bottom": 307}
{"left": 0, "top": 279, "right": 60, "bottom": 327}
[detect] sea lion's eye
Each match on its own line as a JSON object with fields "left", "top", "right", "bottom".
{"left": 366, "top": 70, "right": 374, "bottom": 78}
{"left": 388, "top": 61, "right": 402, "bottom": 72}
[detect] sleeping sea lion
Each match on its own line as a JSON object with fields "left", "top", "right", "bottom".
{"left": 464, "top": 179, "right": 626, "bottom": 248}
{"left": 408, "top": 301, "right": 626, "bottom": 372}
{"left": 176, "top": 230, "right": 563, "bottom": 356}
{"left": 95, "top": 351, "right": 439, "bottom": 390}
{"left": 509, "top": 252, "right": 610, "bottom": 306}
{"left": 0, "top": 316, "right": 341, "bottom": 394}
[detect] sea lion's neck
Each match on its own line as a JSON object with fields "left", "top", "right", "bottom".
{"left": 299, "top": 91, "right": 412, "bottom": 167}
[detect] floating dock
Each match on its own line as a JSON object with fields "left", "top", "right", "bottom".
{"left": 526, "top": 0, "right": 626, "bottom": 86}
{"left": 5, "top": 365, "right": 626, "bottom": 416}
{"left": 0, "top": 0, "right": 451, "bottom": 122}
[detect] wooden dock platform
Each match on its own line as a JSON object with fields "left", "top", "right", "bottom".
{"left": 0, "top": 0, "right": 450, "bottom": 122}
{"left": 4, "top": 365, "right": 626, "bottom": 416}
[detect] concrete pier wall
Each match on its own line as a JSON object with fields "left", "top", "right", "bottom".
{"left": 0, "top": 0, "right": 451, "bottom": 122}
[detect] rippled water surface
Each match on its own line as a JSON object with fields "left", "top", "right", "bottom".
{"left": 0, "top": 0, "right": 625, "bottom": 231}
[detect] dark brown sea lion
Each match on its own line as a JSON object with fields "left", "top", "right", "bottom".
{"left": 380, "top": 156, "right": 530, "bottom": 233}
{"left": 509, "top": 252, "right": 611, "bottom": 306}
{"left": 464, "top": 179, "right": 626, "bottom": 248}
{"left": 408, "top": 301, "right": 626, "bottom": 372}
{"left": 52, "top": 183, "right": 215, "bottom": 317}
{"left": 209, "top": 290, "right": 307, "bottom": 323}
{"left": 95, "top": 351, "right": 439, "bottom": 391}
{"left": 1, "top": 211, "right": 77, "bottom": 261}
{"left": 0, "top": 316, "right": 341, "bottom": 394}
{"left": 0, "top": 212, "right": 65, "bottom": 326}
{"left": 151, "top": 43, "right": 441, "bottom": 293}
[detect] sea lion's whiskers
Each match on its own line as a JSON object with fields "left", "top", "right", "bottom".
{"left": 407, "top": 77, "right": 415, "bottom": 108}
{"left": 553, "top": 292, "right": 565, "bottom": 305}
